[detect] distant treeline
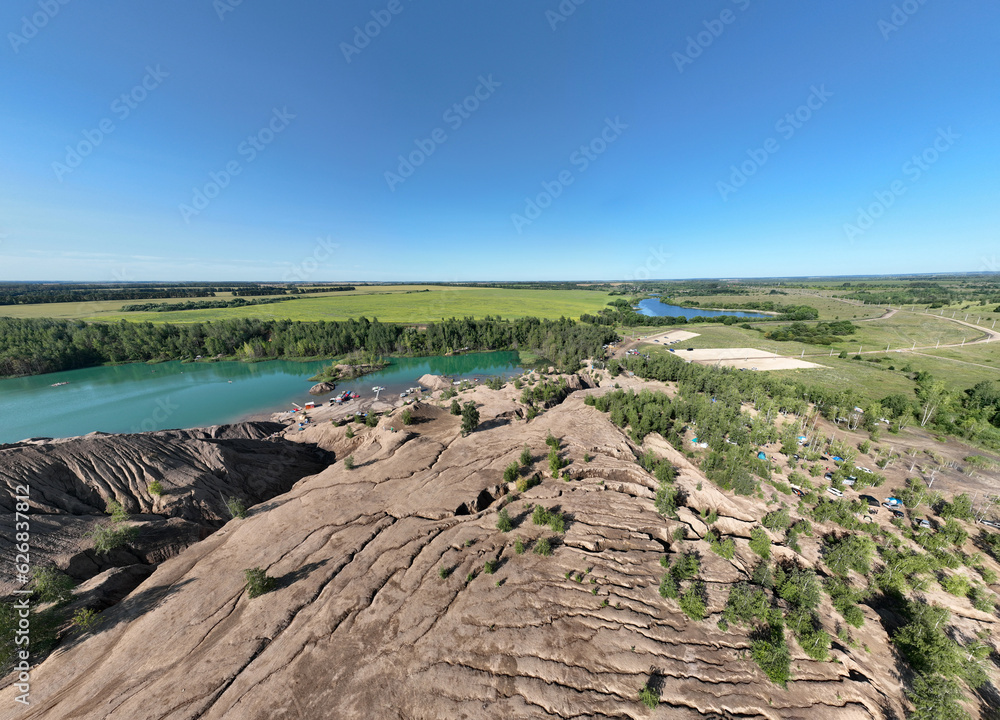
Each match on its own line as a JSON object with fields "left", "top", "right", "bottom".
{"left": 839, "top": 280, "right": 1000, "bottom": 307}
{"left": 0, "top": 316, "right": 616, "bottom": 378}
{"left": 120, "top": 297, "right": 299, "bottom": 313}
{"left": 580, "top": 300, "right": 818, "bottom": 327}
{"left": 0, "top": 283, "right": 357, "bottom": 305}
{"left": 232, "top": 286, "right": 355, "bottom": 296}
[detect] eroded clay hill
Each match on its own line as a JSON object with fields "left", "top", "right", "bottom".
{"left": 1, "top": 383, "right": 995, "bottom": 719}
{"left": 0, "top": 423, "right": 334, "bottom": 596}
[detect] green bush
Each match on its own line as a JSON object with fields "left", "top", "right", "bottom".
{"left": 344, "top": 455, "right": 355, "bottom": 470}
{"left": 450, "top": 399, "right": 461, "bottom": 415}
{"left": 533, "top": 536, "right": 553, "bottom": 556}
{"left": 547, "top": 512, "right": 566, "bottom": 534}
{"left": 244, "top": 568, "right": 275, "bottom": 598}
{"left": 514, "top": 537, "right": 526, "bottom": 554}
{"left": 519, "top": 446, "right": 532, "bottom": 467}
{"left": 723, "top": 582, "right": 770, "bottom": 627}
{"left": 658, "top": 573, "right": 679, "bottom": 599}
{"left": 438, "top": 566, "right": 451, "bottom": 579}
{"left": 679, "top": 582, "right": 706, "bottom": 621}
{"left": 515, "top": 473, "right": 540, "bottom": 493}
{"left": 940, "top": 574, "right": 971, "bottom": 597}
{"left": 30, "top": 566, "right": 75, "bottom": 605}
{"left": 460, "top": 402, "right": 480, "bottom": 434}
{"left": 749, "top": 527, "right": 771, "bottom": 559}
{"left": 484, "top": 560, "right": 497, "bottom": 575}
{"left": 545, "top": 432, "right": 559, "bottom": 449}
{"left": 671, "top": 553, "right": 700, "bottom": 581}
{"left": 148, "top": 480, "right": 163, "bottom": 496}
{"left": 496, "top": 508, "right": 513, "bottom": 533}
{"left": 106, "top": 499, "right": 128, "bottom": 523}
{"left": 763, "top": 506, "right": 791, "bottom": 531}
{"left": 226, "top": 496, "right": 247, "bottom": 519}
{"left": 638, "top": 684, "right": 659, "bottom": 709}
{"left": 907, "top": 673, "right": 970, "bottom": 720}
{"left": 345, "top": 425, "right": 355, "bottom": 438}
{"left": 751, "top": 624, "right": 791, "bottom": 687}
{"left": 532, "top": 504, "right": 549, "bottom": 526}
{"left": 503, "top": 462, "right": 520, "bottom": 483}
{"left": 72, "top": 608, "right": 99, "bottom": 634}
{"left": 400, "top": 409, "right": 413, "bottom": 425}
{"left": 89, "top": 522, "right": 137, "bottom": 554}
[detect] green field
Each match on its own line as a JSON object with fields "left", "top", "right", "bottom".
{"left": 0, "top": 286, "right": 615, "bottom": 324}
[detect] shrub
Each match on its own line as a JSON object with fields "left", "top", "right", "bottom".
{"left": 226, "top": 497, "right": 247, "bottom": 519}
{"left": 707, "top": 530, "right": 736, "bottom": 560}
{"left": 638, "top": 684, "right": 659, "bottom": 709}
{"left": 401, "top": 409, "right": 413, "bottom": 425}
{"left": 547, "top": 512, "right": 566, "bottom": 534}
{"left": 450, "top": 399, "right": 461, "bottom": 415}
{"left": 723, "top": 582, "right": 770, "bottom": 627}
{"left": 671, "top": 553, "right": 700, "bottom": 581}
{"left": 822, "top": 534, "right": 876, "bottom": 576}
{"left": 72, "top": 608, "right": 99, "bottom": 634}
{"left": 148, "top": 480, "right": 163, "bottom": 496}
{"left": 548, "top": 447, "right": 564, "bottom": 476}
{"left": 438, "top": 566, "right": 451, "bottom": 579}
{"left": 344, "top": 455, "right": 355, "bottom": 470}
{"left": 679, "top": 581, "right": 707, "bottom": 621}
{"left": 519, "top": 446, "right": 532, "bottom": 467}
{"left": 30, "top": 566, "right": 75, "bottom": 605}
{"left": 968, "top": 585, "right": 995, "bottom": 613}
{"left": 496, "top": 508, "right": 513, "bottom": 533}
{"left": 106, "top": 499, "right": 128, "bottom": 523}
{"left": 244, "top": 568, "right": 275, "bottom": 598}
{"left": 532, "top": 504, "right": 549, "bottom": 526}
{"left": 751, "top": 624, "right": 791, "bottom": 687}
{"left": 749, "top": 527, "right": 771, "bottom": 559}
{"left": 545, "top": 432, "right": 559, "bottom": 449}
{"left": 484, "top": 560, "right": 497, "bottom": 575}
{"left": 515, "top": 473, "right": 540, "bottom": 493}
{"left": 673, "top": 527, "right": 686, "bottom": 542}
{"left": 466, "top": 572, "right": 476, "bottom": 584}
{"left": 940, "top": 574, "right": 971, "bottom": 597}
{"left": 763, "top": 506, "right": 791, "bottom": 531}
{"left": 503, "top": 462, "right": 520, "bottom": 483}
{"left": 345, "top": 425, "right": 355, "bottom": 438}
{"left": 460, "top": 402, "right": 480, "bottom": 434}
{"left": 584, "top": 453, "right": 592, "bottom": 463}
{"left": 659, "top": 573, "right": 679, "bottom": 599}
{"left": 907, "top": 673, "right": 969, "bottom": 720}
{"left": 514, "top": 537, "right": 526, "bottom": 554}
{"left": 89, "top": 522, "right": 137, "bottom": 554}
{"left": 365, "top": 413, "right": 378, "bottom": 427}
{"left": 533, "top": 536, "right": 553, "bottom": 556}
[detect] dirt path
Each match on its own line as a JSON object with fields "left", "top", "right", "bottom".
{"left": 857, "top": 307, "right": 897, "bottom": 322}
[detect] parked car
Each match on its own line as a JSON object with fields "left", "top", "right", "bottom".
{"left": 917, "top": 519, "right": 931, "bottom": 529}
{"left": 826, "top": 487, "right": 844, "bottom": 497}
{"left": 981, "top": 519, "right": 1000, "bottom": 529}
{"left": 891, "top": 509, "right": 905, "bottom": 519}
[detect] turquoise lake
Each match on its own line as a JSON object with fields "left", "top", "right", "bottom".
{"left": 0, "top": 352, "right": 522, "bottom": 444}
{"left": 636, "top": 299, "right": 769, "bottom": 319}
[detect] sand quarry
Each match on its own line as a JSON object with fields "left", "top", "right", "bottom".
{"left": 672, "top": 347, "right": 823, "bottom": 371}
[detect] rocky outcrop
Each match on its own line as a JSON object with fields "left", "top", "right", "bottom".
{"left": 417, "top": 373, "right": 453, "bottom": 392}
{"left": 308, "top": 381, "right": 336, "bottom": 395}
{"left": 1, "top": 386, "right": 972, "bottom": 720}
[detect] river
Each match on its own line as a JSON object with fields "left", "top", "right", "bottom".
{"left": 636, "top": 298, "right": 770, "bottom": 319}
{"left": 0, "top": 352, "right": 522, "bottom": 444}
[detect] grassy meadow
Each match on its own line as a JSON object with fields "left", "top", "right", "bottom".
{"left": 0, "top": 285, "right": 615, "bottom": 324}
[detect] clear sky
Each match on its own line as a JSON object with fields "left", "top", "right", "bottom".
{"left": 1, "top": 0, "right": 997, "bottom": 282}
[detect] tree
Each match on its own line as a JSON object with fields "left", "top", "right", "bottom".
{"left": 450, "top": 399, "right": 461, "bottom": 415}
{"left": 749, "top": 527, "right": 771, "bottom": 559}
{"left": 907, "top": 674, "right": 971, "bottom": 720}
{"left": 460, "top": 402, "right": 479, "bottom": 435}
{"left": 496, "top": 508, "right": 513, "bottom": 533}
{"left": 822, "top": 534, "right": 876, "bottom": 576}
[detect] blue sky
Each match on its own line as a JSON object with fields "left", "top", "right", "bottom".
{"left": 1, "top": 0, "right": 997, "bottom": 281}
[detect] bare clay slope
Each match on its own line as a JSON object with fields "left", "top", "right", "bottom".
{"left": 1, "top": 391, "right": 919, "bottom": 719}
{"left": 0, "top": 423, "right": 334, "bottom": 595}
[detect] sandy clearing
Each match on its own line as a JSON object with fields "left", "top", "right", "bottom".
{"left": 670, "top": 347, "right": 824, "bottom": 370}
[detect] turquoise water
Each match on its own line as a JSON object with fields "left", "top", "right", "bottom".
{"left": 636, "top": 299, "right": 769, "bottom": 319}
{"left": 0, "top": 352, "right": 522, "bottom": 444}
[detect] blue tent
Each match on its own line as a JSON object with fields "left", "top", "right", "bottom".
{"left": 757, "top": 452, "right": 767, "bottom": 460}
